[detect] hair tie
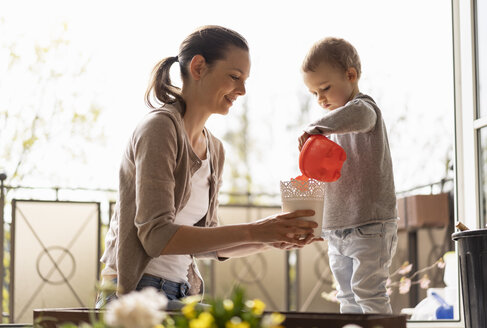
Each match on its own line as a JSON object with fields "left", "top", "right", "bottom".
{"left": 175, "top": 55, "right": 179, "bottom": 62}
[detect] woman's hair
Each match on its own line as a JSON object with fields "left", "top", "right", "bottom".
{"left": 145, "top": 25, "right": 249, "bottom": 111}
{"left": 302, "top": 37, "right": 361, "bottom": 79}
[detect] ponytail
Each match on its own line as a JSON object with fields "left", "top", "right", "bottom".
{"left": 144, "top": 56, "right": 185, "bottom": 112}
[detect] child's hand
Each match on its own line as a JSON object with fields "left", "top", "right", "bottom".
{"left": 298, "top": 132, "right": 311, "bottom": 151}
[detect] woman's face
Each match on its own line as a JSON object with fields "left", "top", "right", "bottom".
{"left": 198, "top": 46, "right": 250, "bottom": 115}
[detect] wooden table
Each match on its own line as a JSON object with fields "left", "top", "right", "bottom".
{"left": 34, "top": 308, "right": 407, "bottom": 328}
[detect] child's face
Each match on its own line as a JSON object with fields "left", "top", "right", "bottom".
{"left": 303, "top": 62, "right": 357, "bottom": 111}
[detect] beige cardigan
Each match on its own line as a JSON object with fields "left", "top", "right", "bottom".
{"left": 101, "top": 102, "right": 226, "bottom": 295}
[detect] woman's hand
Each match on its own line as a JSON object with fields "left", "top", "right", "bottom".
{"left": 298, "top": 132, "right": 311, "bottom": 151}
{"left": 162, "top": 210, "right": 319, "bottom": 256}
{"left": 271, "top": 235, "right": 324, "bottom": 250}
{"left": 250, "top": 210, "right": 318, "bottom": 246}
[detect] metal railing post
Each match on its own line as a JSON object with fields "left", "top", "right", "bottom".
{"left": 0, "top": 173, "right": 6, "bottom": 320}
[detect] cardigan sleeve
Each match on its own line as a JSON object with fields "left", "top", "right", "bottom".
{"left": 131, "top": 113, "right": 181, "bottom": 258}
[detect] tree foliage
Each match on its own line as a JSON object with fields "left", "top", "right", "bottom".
{"left": 222, "top": 98, "right": 253, "bottom": 203}
{"left": 0, "top": 19, "right": 105, "bottom": 189}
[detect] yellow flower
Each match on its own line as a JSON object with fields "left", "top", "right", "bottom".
{"left": 187, "top": 311, "right": 214, "bottom": 328}
{"left": 223, "top": 299, "right": 234, "bottom": 311}
{"left": 269, "top": 312, "right": 285, "bottom": 325}
{"left": 245, "top": 299, "right": 266, "bottom": 315}
{"left": 182, "top": 303, "right": 196, "bottom": 319}
{"left": 199, "top": 312, "right": 214, "bottom": 325}
{"left": 261, "top": 312, "right": 285, "bottom": 328}
{"left": 225, "top": 317, "right": 250, "bottom": 328}
{"left": 182, "top": 295, "right": 203, "bottom": 304}
{"left": 153, "top": 325, "right": 165, "bottom": 328}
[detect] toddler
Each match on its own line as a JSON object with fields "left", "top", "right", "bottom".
{"left": 299, "top": 37, "right": 398, "bottom": 314}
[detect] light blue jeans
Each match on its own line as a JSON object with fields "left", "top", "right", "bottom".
{"left": 323, "top": 220, "right": 398, "bottom": 314}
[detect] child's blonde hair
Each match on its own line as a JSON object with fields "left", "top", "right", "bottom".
{"left": 302, "top": 37, "right": 361, "bottom": 79}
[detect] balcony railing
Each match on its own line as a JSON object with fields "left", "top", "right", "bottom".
{"left": 0, "top": 174, "right": 454, "bottom": 324}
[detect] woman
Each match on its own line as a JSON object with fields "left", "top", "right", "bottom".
{"left": 97, "top": 25, "right": 319, "bottom": 307}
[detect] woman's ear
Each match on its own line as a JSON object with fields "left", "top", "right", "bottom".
{"left": 189, "top": 55, "right": 207, "bottom": 80}
{"left": 346, "top": 67, "right": 358, "bottom": 82}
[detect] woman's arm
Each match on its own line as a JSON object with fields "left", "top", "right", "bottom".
{"left": 216, "top": 243, "right": 270, "bottom": 258}
{"left": 216, "top": 234, "right": 324, "bottom": 258}
{"left": 161, "top": 210, "right": 317, "bottom": 255}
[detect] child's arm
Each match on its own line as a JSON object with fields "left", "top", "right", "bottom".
{"left": 305, "top": 98, "right": 377, "bottom": 136}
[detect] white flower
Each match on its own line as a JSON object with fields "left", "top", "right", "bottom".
{"left": 399, "top": 277, "right": 412, "bottom": 294}
{"left": 342, "top": 325, "right": 363, "bottom": 328}
{"left": 104, "top": 287, "right": 168, "bottom": 328}
{"left": 398, "top": 262, "right": 413, "bottom": 275}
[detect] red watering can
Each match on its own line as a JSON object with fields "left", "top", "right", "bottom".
{"left": 298, "top": 135, "right": 347, "bottom": 182}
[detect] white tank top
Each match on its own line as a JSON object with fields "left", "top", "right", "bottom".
{"left": 143, "top": 144, "right": 211, "bottom": 283}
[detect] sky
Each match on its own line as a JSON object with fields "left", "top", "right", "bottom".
{"left": 1, "top": 0, "right": 455, "bottom": 198}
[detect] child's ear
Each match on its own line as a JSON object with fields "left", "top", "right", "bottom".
{"left": 346, "top": 67, "right": 358, "bottom": 82}
{"left": 189, "top": 55, "right": 208, "bottom": 80}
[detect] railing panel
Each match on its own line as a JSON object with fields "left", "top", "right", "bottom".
{"left": 11, "top": 200, "right": 100, "bottom": 324}
{"left": 209, "top": 206, "right": 287, "bottom": 311}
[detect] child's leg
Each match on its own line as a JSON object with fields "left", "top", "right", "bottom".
{"left": 327, "top": 230, "right": 362, "bottom": 313}
{"left": 347, "top": 220, "right": 398, "bottom": 314}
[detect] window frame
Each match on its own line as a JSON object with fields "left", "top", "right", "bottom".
{"left": 455, "top": 0, "right": 481, "bottom": 232}
{"left": 472, "top": 0, "right": 487, "bottom": 228}
{"left": 407, "top": 0, "right": 478, "bottom": 327}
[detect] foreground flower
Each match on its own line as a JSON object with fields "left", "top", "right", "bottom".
{"left": 104, "top": 287, "right": 167, "bottom": 328}
{"left": 261, "top": 312, "right": 285, "bottom": 328}
{"left": 182, "top": 302, "right": 196, "bottom": 319}
{"left": 162, "top": 286, "right": 279, "bottom": 328}
{"left": 223, "top": 299, "right": 234, "bottom": 311}
{"left": 182, "top": 295, "right": 203, "bottom": 304}
{"left": 226, "top": 316, "right": 250, "bottom": 328}
{"left": 189, "top": 312, "right": 214, "bottom": 328}
{"left": 245, "top": 298, "right": 266, "bottom": 315}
